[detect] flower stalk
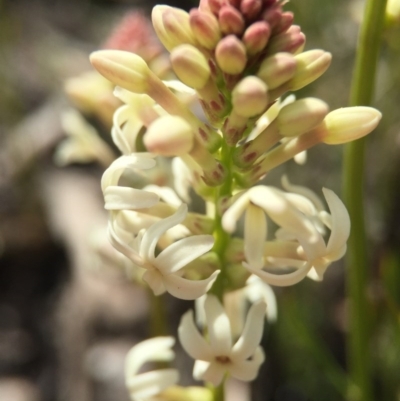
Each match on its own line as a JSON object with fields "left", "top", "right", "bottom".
{"left": 342, "top": 0, "right": 387, "bottom": 400}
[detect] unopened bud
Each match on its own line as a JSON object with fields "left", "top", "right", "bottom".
{"left": 262, "top": 3, "right": 283, "bottom": 31}
{"left": 241, "top": 0, "right": 263, "bottom": 21}
{"left": 152, "top": 6, "right": 195, "bottom": 52}
{"left": 208, "top": 0, "right": 223, "bottom": 14}
{"left": 288, "top": 50, "right": 332, "bottom": 91}
{"left": 386, "top": 0, "right": 400, "bottom": 26}
{"left": 322, "top": 107, "right": 382, "bottom": 144}
{"left": 144, "top": 115, "right": 194, "bottom": 156}
{"left": 219, "top": 5, "right": 245, "bottom": 35}
{"left": 232, "top": 76, "right": 268, "bottom": 117}
{"left": 189, "top": 10, "right": 221, "bottom": 49}
{"left": 267, "top": 25, "right": 306, "bottom": 54}
{"left": 274, "top": 12, "right": 294, "bottom": 34}
{"left": 228, "top": 0, "right": 241, "bottom": 7}
{"left": 277, "top": 98, "right": 329, "bottom": 137}
{"left": 170, "top": 45, "right": 210, "bottom": 89}
{"left": 257, "top": 52, "right": 296, "bottom": 89}
{"left": 215, "top": 35, "right": 247, "bottom": 74}
{"left": 243, "top": 21, "right": 271, "bottom": 55}
{"left": 90, "top": 50, "right": 150, "bottom": 93}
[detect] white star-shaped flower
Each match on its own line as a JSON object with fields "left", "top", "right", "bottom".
{"left": 222, "top": 185, "right": 350, "bottom": 285}
{"left": 178, "top": 295, "right": 265, "bottom": 386}
{"left": 108, "top": 204, "right": 219, "bottom": 300}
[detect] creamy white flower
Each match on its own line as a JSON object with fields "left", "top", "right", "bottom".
{"left": 125, "top": 337, "right": 178, "bottom": 401}
{"left": 179, "top": 295, "right": 265, "bottom": 386}
{"left": 108, "top": 204, "right": 219, "bottom": 299}
{"left": 101, "top": 154, "right": 159, "bottom": 210}
{"left": 222, "top": 185, "right": 349, "bottom": 286}
{"left": 195, "top": 276, "right": 277, "bottom": 339}
{"left": 222, "top": 185, "right": 317, "bottom": 286}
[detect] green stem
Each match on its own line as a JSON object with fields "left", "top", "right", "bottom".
{"left": 149, "top": 291, "right": 169, "bottom": 337}
{"left": 210, "top": 381, "right": 225, "bottom": 401}
{"left": 210, "top": 141, "right": 235, "bottom": 301}
{"left": 342, "top": 0, "right": 387, "bottom": 400}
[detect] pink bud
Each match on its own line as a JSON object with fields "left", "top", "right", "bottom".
{"left": 189, "top": 9, "right": 221, "bottom": 49}
{"left": 240, "top": 0, "right": 262, "bottom": 21}
{"left": 274, "top": 12, "right": 294, "bottom": 34}
{"left": 228, "top": 0, "right": 241, "bottom": 7}
{"left": 262, "top": 3, "right": 282, "bottom": 30}
{"left": 208, "top": 0, "right": 223, "bottom": 14}
{"left": 267, "top": 25, "right": 305, "bottom": 55}
{"left": 243, "top": 21, "right": 271, "bottom": 55}
{"left": 215, "top": 35, "right": 247, "bottom": 75}
{"left": 219, "top": 5, "right": 245, "bottom": 35}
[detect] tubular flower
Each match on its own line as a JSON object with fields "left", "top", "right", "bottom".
{"left": 108, "top": 204, "right": 219, "bottom": 299}
{"left": 125, "top": 337, "right": 178, "bottom": 401}
{"left": 178, "top": 295, "right": 265, "bottom": 386}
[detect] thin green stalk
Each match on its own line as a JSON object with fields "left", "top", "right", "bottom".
{"left": 210, "top": 142, "right": 235, "bottom": 302}
{"left": 342, "top": 0, "right": 387, "bottom": 400}
{"left": 149, "top": 291, "right": 168, "bottom": 337}
{"left": 210, "top": 381, "right": 225, "bottom": 401}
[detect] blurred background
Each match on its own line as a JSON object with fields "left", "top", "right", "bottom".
{"left": 1, "top": 0, "right": 400, "bottom": 400}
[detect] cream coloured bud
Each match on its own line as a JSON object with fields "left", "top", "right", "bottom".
{"left": 152, "top": 6, "right": 195, "bottom": 51}
{"left": 277, "top": 98, "right": 329, "bottom": 137}
{"left": 288, "top": 50, "right": 332, "bottom": 91}
{"left": 257, "top": 52, "right": 297, "bottom": 89}
{"left": 232, "top": 76, "right": 268, "bottom": 117}
{"left": 243, "top": 21, "right": 271, "bottom": 55}
{"left": 170, "top": 45, "right": 211, "bottom": 89}
{"left": 189, "top": 9, "right": 221, "bottom": 49}
{"left": 90, "top": 50, "right": 150, "bottom": 93}
{"left": 386, "top": 0, "right": 400, "bottom": 26}
{"left": 144, "top": 115, "right": 194, "bottom": 156}
{"left": 215, "top": 35, "right": 247, "bottom": 74}
{"left": 322, "top": 107, "right": 382, "bottom": 144}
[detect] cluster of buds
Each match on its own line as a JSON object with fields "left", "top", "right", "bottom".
{"left": 82, "top": 0, "right": 382, "bottom": 398}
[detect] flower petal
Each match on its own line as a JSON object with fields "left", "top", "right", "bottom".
{"left": 204, "top": 295, "right": 232, "bottom": 356}
{"left": 101, "top": 154, "right": 156, "bottom": 191}
{"left": 126, "top": 369, "right": 179, "bottom": 400}
{"left": 231, "top": 300, "right": 266, "bottom": 361}
{"left": 229, "top": 347, "right": 265, "bottom": 382}
{"left": 140, "top": 204, "right": 187, "bottom": 261}
{"left": 107, "top": 220, "right": 143, "bottom": 266}
{"left": 142, "top": 270, "right": 167, "bottom": 296}
{"left": 196, "top": 361, "right": 226, "bottom": 386}
{"left": 323, "top": 188, "right": 350, "bottom": 255}
{"left": 244, "top": 204, "right": 266, "bottom": 269}
{"left": 156, "top": 235, "right": 214, "bottom": 274}
{"left": 243, "top": 262, "right": 312, "bottom": 287}
{"left": 163, "top": 270, "right": 220, "bottom": 300}
{"left": 221, "top": 191, "right": 250, "bottom": 233}
{"left": 104, "top": 186, "right": 159, "bottom": 210}
{"left": 178, "top": 310, "right": 214, "bottom": 361}
{"left": 125, "top": 336, "right": 175, "bottom": 378}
